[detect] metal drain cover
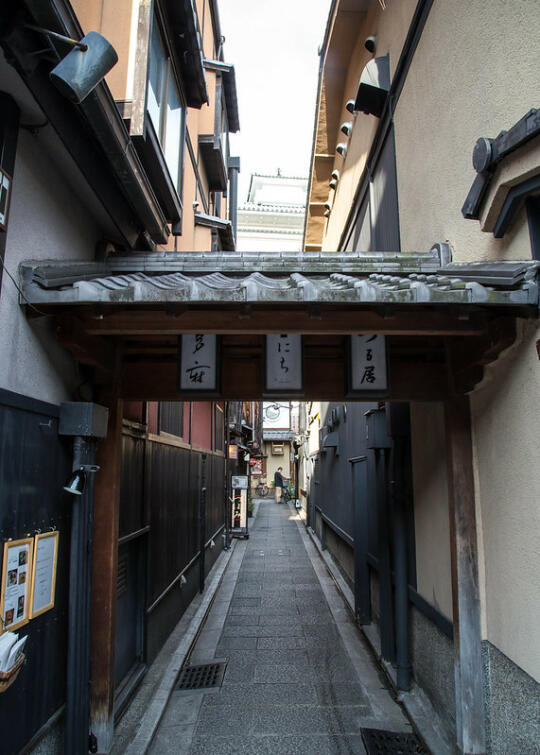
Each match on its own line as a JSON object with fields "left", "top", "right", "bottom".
{"left": 361, "top": 728, "right": 427, "bottom": 754}
{"left": 176, "top": 661, "right": 227, "bottom": 691}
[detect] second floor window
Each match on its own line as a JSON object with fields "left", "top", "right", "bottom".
{"left": 148, "top": 20, "right": 184, "bottom": 192}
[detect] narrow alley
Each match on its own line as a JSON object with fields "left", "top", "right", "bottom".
{"left": 138, "top": 500, "right": 417, "bottom": 755}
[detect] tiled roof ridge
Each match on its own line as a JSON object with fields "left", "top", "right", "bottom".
{"left": 238, "top": 202, "right": 306, "bottom": 214}
{"left": 251, "top": 173, "right": 308, "bottom": 181}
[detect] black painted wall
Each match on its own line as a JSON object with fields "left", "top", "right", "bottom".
{"left": 0, "top": 389, "right": 72, "bottom": 755}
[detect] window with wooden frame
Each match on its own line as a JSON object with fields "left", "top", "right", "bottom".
{"left": 147, "top": 17, "right": 185, "bottom": 193}
{"left": 214, "top": 404, "right": 224, "bottom": 452}
{"left": 126, "top": 8, "right": 187, "bottom": 232}
{"left": 344, "top": 126, "right": 400, "bottom": 253}
{"left": 158, "top": 401, "right": 184, "bottom": 438}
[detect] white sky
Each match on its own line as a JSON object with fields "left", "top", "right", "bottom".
{"left": 218, "top": 0, "right": 331, "bottom": 202}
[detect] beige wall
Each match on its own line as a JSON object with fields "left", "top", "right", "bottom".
{"left": 74, "top": 0, "right": 226, "bottom": 254}
{"left": 471, "top": 321, "right": 540, "bottom": 681}
{"left": 323, "top": 0, "right": 417, "bottom": 250}
{"left": 264, "top": 442, "right": 292, "bottom": 486}
{"left": 71, "top": 0, "right": 140, "bottom": 101}
{"left": 394, "top": 0, "right": 540, "bottom": 261}
{"left": 306, "top": 0, "right": 417, "bottom": 250}
{"left": 410, "top": 403, "right": 453, "bottom": 620}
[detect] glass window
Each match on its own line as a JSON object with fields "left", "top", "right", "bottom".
{"left": 148, "top": 21, "right": 166, "bottom": 135}
{"left": 164, "top": 69, "right": 183, "bottom": 191}
{"left": 159, "top": 402, "right": 184, "bottom": 437}
{"left": 147, "top": 19, "right": 184, "bottom": 193}
{"left": 214, "top": 405, "right": 224, "bottom": 451}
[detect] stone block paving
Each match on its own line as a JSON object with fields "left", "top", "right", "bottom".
{"left": 149, "top": 501, "right": 411, "bottom": 754}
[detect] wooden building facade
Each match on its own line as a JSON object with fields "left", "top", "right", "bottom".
{"left": 0, "top": 0, "right": 238, "bottom": 751}
{"left": 301, "top": 1, "right": 540, "bottom": 753}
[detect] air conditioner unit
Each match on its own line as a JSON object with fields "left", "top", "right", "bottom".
{"left": 271, "top": 444, "right": 284, "bottom": 455}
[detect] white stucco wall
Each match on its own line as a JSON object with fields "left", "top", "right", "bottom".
{"left": 471, "top": 321, "right": 540, "bottom": 681}
{"left": 410, "top": 402, "right": 453, "bottom": 620}
{"left": 394, "top": 0, "right": 540, "bottom": 260}
{"left": 0, "top": 130, "right": 99, "bottom": 405}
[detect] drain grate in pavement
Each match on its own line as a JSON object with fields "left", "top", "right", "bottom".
{"left": 175, "top": 661, "right": 227, "bottom": 691}
{"left": 361, "top": 728, "right": 427, "bottom": 754}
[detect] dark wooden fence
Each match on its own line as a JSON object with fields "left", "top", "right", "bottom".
{"left": 0, "top": 389, "right": 72, "bottom": 755}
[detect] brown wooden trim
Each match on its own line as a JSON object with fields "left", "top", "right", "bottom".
{"left": 120, "top": 356, "right": 447, "bottom": 401}
{"left": 90, "top": 385, "right": 123, "bottom": 753}
{"left": 129, "top": 0, "right": 152, "bottom": 138}
{"left": 445, "top": 396, "right": 486, "bottom": 754}
{"left": 81, "top": 308, "right": 488, "bottom": 337}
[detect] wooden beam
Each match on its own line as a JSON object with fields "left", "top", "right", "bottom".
{"left": 81, "top": 308, "right": 488, "bottom": 337}
{"left": 56, "top": 316, "right": 115, "bottom": 374}
{"left": 90, "top": 384, "right": 123, "bottom": 754}
{"left": 445, "top": 397, "right": 486, "bottom": 754}
{"left": 120, "top": 355, "right": 447, "bottom": 401}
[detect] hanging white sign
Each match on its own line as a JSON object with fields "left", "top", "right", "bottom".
{"left": 350, "top": 335, "right": 388, "bottom": 392}
{"left": 265, "top": 334, "right": 303, "bottom": 393}
{"left": 179, "top": 334, "right": 218, "bottom": 392}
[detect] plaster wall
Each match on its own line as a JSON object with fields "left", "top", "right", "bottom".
{"left": 71, "top": 0, "right": 139, "bottom": 101}
{"left": 323, "top": 0, "right": 417, "bottom": 251}
{"left": 471, "top": 321, "right": 540, "bottom": 682}
{"left": 410, "top": 402, "right": 453, "bottom": 621}
{"left": 264, "top": 442, "right": 292, "bottom": 487}
{"left": 0, "top": 132, "right": 99, "bottom": 405}
{"left": 394, "top": 0, "right": 539, "bottom": 261}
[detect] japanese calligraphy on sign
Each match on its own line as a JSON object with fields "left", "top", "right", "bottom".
{"left": 349, "top": 335, "right": 388, "bottom": 393}
{"left": 265, "top": 334, "right": 303, "bottom": 393}
{"left": 179, "top": 334, "right": 218, "bottom": 392}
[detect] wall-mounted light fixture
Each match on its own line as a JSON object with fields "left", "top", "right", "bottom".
{"left": 63, "top": 464, "right": 100, "bottom": 496}
{"left": 27, "top": 26, "right": 118, "bottom": 104}
{"left": 329, "top": 180, "right": 338, "bottom": 190}
{"left": 345, "top": 99, "right": 356, "bottom": 114}
{"left": 331, "top": 170, "right": 340, "bottom": 181}
{"left": 340, "top": 122, "right": 353, "bottom": 137}
{"left": 353, "top": 55, "right": 390, "bottom": 118}
{"left": 336, "top": 142, "right": 348, "bottom": 157}
{"left": 63, "top": 468, "right": 86, "bottom": 496}
{"left": 364, "top": 35, "right": 377, "bottom": 54}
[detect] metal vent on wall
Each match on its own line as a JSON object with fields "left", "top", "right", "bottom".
{"left": 361, "top": 728, "right": 427, "bottom": 754}
{"left": 176, "top": 662, "right": 227, "bottom": 691}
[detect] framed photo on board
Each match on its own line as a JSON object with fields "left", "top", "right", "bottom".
{"left": 1, "top": 538, "right": 34, "bottom": 633}
{"left": 30, "top": 532, "right": 59, "bottom": 619}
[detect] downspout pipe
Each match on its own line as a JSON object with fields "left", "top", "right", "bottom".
{"left": 59, "top": 403, "right": 109, "bottom": 755}
{"left": 387, "top": 404, "right": 412, "bottom": 691}
{"left": 199, "top": 453, "right": 207, "bottom": 593}
{"left": 228, "top": 156, "right": 240, "bottom": 243}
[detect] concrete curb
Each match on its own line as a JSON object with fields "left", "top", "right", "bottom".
{"left": 127, "top": 542, "right": 237, "bottom": 754}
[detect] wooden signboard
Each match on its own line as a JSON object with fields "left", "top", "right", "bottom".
{"left": 0, "top": 538, "right": 34, "bottom": 633}
{"left": 30, "top": 532, "right": 59, "bottom": 619}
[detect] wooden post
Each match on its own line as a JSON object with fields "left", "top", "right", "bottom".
{"left": 445, "top": 396, "right": 486, "bottom": 754}
{"left": 90, "top": 389, "right": 123, "bottom": 753}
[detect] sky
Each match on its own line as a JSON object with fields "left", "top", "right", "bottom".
{"left": 218, "top": 0, "right": 331, "bottom": 203}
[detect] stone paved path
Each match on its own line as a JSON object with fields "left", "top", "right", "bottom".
{"left": 148, "top": 500, "right": 411, "bottom": 754}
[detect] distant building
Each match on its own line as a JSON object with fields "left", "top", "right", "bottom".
{"left": 237, "top": 173, "right": 307, "bottom": 251}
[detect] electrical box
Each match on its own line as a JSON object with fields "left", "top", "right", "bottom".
{"left": 59, "top": 402, "right": 109, "bottom": 438}
{"left": 365, "top": 408, "right": 391, "bottom": 449}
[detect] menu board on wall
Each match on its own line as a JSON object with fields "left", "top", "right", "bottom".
{"left": 0, "top": 538, "right": 34, "bottom": 633}
{"left": 30, "top": 532, "right": 59, "bottom": 618}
